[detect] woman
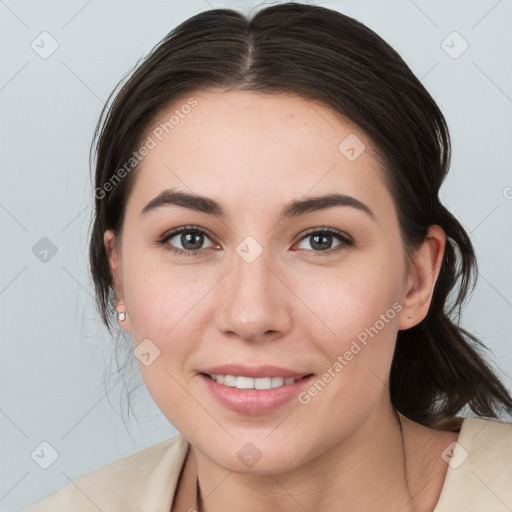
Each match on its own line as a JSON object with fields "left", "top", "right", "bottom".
{"left": 26, "top": 2, "right": 512, "bottom": 511}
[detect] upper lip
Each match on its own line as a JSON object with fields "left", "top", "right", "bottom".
{"left": 200, "top": 364, "right": 312, "bottom": 379}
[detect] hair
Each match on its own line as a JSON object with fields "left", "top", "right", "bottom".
{"left": 89, "top": 1, "right": 512, "bottom": 430}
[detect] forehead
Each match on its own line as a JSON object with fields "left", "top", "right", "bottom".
{"left": 130, "top": 89, "right": 389, "bottom": 215}
{"left": 143, "top": 89, "right": 374, "bottom": 158}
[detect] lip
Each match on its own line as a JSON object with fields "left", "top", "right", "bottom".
{"left": 199, "top": 367, "right": 314, "bottom": 415}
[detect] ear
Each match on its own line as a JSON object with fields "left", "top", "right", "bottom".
{"left": 104, "top": 230, "right": 132, "bottom": 333}
{"left": 397, "top": 225, "right": 446, "bottom": 330}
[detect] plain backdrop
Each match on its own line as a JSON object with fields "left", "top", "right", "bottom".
{"left": 1, "top": 0, "right": 511, "bottom": 510}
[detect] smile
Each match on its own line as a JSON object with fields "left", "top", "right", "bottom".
{"left": 206, "top": 374, "right": 300, "bottom": 389}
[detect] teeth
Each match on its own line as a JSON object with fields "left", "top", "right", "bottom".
{"left": 224, "top": 375, "right": 237, "bottom": 387}
{"left": 256, "top": 377, "right": 272, "bottom": 390}
{"left": 236, "top": 376, "right": 254, "bottom": 389}
{"left": 272, "top": 377, "right": 284, "bottom": 388}
{"left": 208, "top": 374, "right": 300, "bottom": 390}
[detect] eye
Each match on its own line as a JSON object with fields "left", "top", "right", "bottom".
{"left": 294, "top": 227, "right": 353, "bottom": 255}
{"left": 157, "top": 225, "right": 353, "bottom": 257}
{"left": 158, "top": 226, "right": 218, "bottom": 256}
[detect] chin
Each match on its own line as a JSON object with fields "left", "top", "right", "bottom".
{"left": 197, "top": 436, "right": 313, "bottom": 476}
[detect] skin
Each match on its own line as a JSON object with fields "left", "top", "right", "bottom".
{"left": 104, "top": 90, "right": 459, "bottom": 511}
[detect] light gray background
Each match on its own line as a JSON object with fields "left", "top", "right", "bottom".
{"left": 1, "top": 0, "right": 511, "bottom": 510}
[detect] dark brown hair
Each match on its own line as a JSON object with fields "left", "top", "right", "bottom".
{"left": 89, "top": 1, "right": 512, "bottom": 430}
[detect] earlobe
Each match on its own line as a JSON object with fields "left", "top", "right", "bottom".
{"left": 104, "top": 230, "right": 132, "bottom": 333}
{"left": 398, "top": 225, "right": 446, "bottom": 330}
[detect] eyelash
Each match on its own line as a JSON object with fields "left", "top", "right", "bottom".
{"left": 157, "top": 225, "right": 353, "bottom": 257}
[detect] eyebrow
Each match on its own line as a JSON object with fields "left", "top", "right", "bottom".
{"left": 140, "top": 188, "right": 376, "bottom": 221}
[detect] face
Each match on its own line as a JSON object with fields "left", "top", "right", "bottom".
{"left": 105, "top": 89, "right": 427, "bottom": 474}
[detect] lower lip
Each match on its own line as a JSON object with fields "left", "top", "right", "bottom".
{"left": 200, "top": 374, "right": 314, "bottom": 415}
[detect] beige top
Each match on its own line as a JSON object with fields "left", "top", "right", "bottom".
{"left": 25, "top": 416, "right": 512, "bottom": 511}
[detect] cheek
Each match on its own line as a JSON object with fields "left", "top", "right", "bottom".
{"left": 125, "top": 270, "right": 211, "bottom": 336}
{"left": 294, "top": 254, "right": 403, "bottom": 379}
{"left": 120, "top": 259, "right": 219, "bottom": 431}
{"left": 121, "top": 240, "right": 185, "bottom": 323}
{"left": 305, "top": 251, "right": 402, "bottom": 326}
{"left": 121, "top": 247, "right": 222, "bottom": 369}
{"left": 292, "top": 279, "right": 401, "bottom": 433}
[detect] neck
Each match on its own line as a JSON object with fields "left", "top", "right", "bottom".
{"left": 191, "top": 403, "right": 432, "bottom": 512}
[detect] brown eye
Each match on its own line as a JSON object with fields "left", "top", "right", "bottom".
{"left": 159, "top": 226, "right": 216, "bottom": 256}
{"left": 295, "top": 228, "right": 352, "bottom": 254}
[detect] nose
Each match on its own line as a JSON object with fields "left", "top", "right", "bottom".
{"left": 215, "top": 244, "right": 292, "bottom": 343}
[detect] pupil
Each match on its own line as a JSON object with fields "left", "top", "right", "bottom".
{"left": 182, "top": 232, "right": 203, "bottom": 250}
{"left": 311, "top": 234, "right": 331, "bottom": 251}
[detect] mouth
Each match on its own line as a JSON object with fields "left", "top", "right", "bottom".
{"left": 199, "top": 366, "right": 315, "bottom": 415}
{"left": 201, "top": 373, "right": 313, "bottom": 390}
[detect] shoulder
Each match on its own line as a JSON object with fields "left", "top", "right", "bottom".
{"left": 24, "top": 433, "right": 190, "bottom": 512}
{"left": 435, "top": 416, "right": 512, "bottom": 511}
